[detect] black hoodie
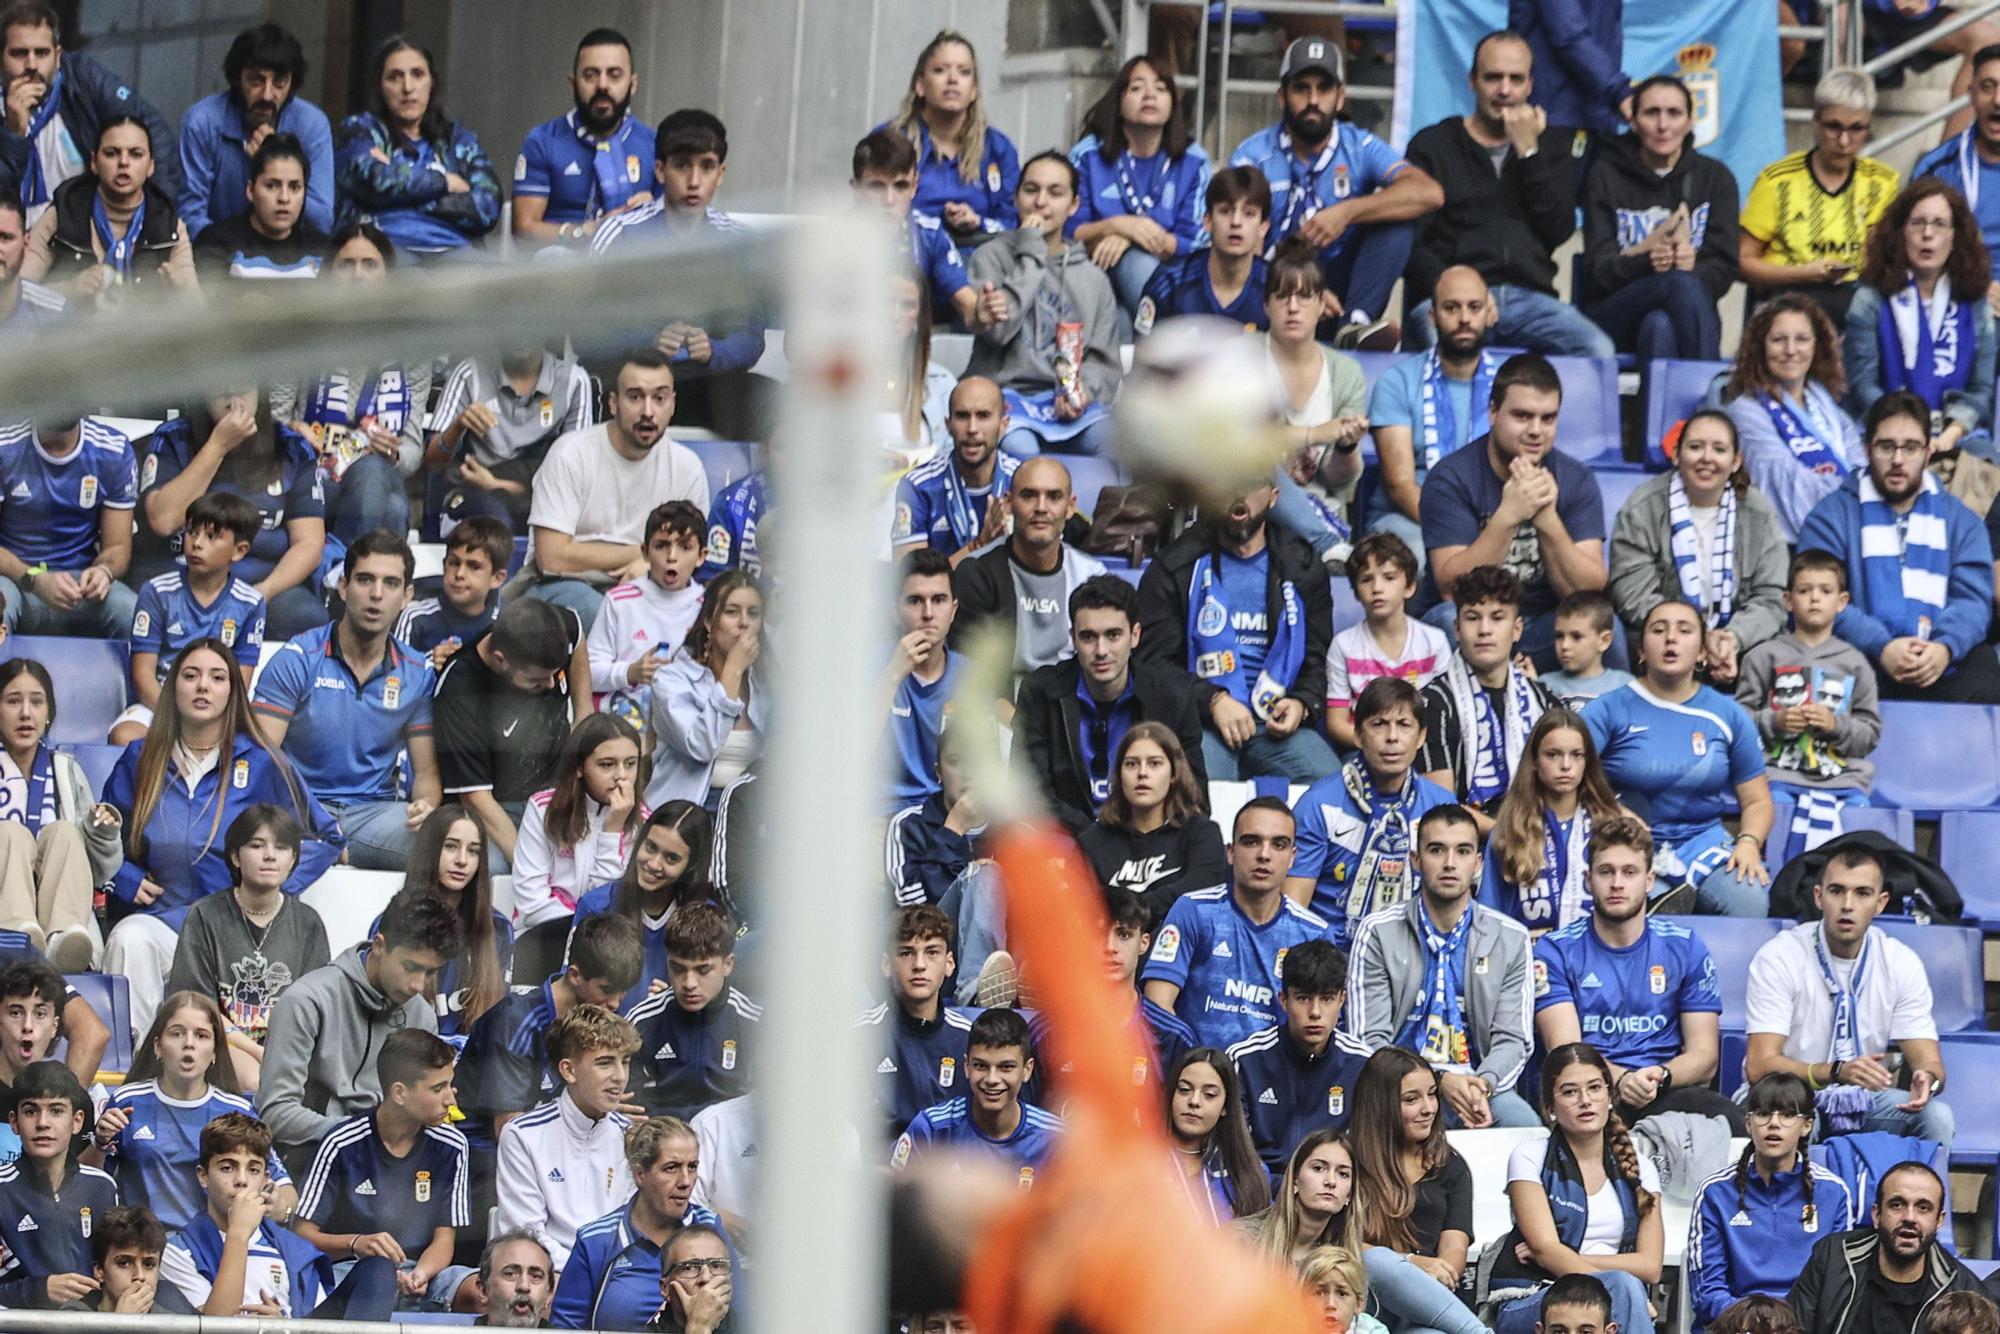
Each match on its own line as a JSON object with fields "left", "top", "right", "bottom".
{"left": 1579, "top": 133, "right": 1740, "bottom": 306}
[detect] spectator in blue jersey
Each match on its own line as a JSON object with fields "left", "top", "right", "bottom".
{"left": 883, "top": 31, "right": 1019, "bottom": 252}
{"left": 892, "top": 1007, "right": 1062, "bottom": 1186}
{"left": 511, "top": 29, "right": 652, "bottom": 249}
{"left": 1690, "top": 1073, "right": 1855, "bottom": 1329}
{"left": 160, "top": 1111, "right": 396, "bottom": 1319}
{"left": 591, "top": 502, "right": 706, "bottom": 732}
{"left": 1364, "top": 267, "right": 1501, "bottom": 560}
{"left": 572, "top": 801, "right": 712, "bottom": 1003}
{"left": 103, "top": 639, "right": 341, "bottom": 1041}
{"left": 1845, "top": 182, "right": 1996, "bottom": 460}
{"left": 481, "top": 1230, "right": 554, "bottom": 1329}
{"left": 293, "top": 1030, "right": 476, "bottom": 1312}
{"left": 1481, "top": 707, "right": 1622, "bottom": 933}
{"left": 253, "top": 531, "right": 439, "bottom": 871}
{"left": 1584, "top": 598, "right": 1773, "bottom": 916}
{"left": 1164, "top": 1046, "right": 1271, "bottom": 1224}
{"left": 0, "top": 1061, "right": 119, "bottom": 1308}
{"left": 177, "top": 23, "right": 333, "bottom": 240}
{"left": 396, "top": 516, "right": 510, "bottom": 669}
{"left": 258, "top": 891, "right": 457, "bottom": 1170}
{"left": 1416, "top": 567, "right": 1559, "bottom": 836}
{"left": 88, "top": 991, "right": 293, "bottom": 1232}
{"left": 119, "top": 491, "right": 265, "bottom": 746}
{"left": 864, "top": 905, "right": 975, "bottom": 1138}
{"left": 76, "top": 1205, "right": 194, "bottom": 1316}
{"left": 0, "top": 195, "right": 61, "bottom": 332}
{"left": 1723, "top": 296, "right": 1865, "bottom": 547}
{"left": 1142, "top": 797, "right": 1334, "bottom": 1050}
{"left": 191, "top": 133, "right": 325, "bottom": 284}
{"left": 1506, "top": 0, "right": 1629, "bottom": 139}
{"left": 697, "top": 449, "right": 765, "bottom": 584}
{"left": 851, "top": 129, "right": 985, "bottom": 329}
{"left": 1345, "top": 805, "right": 1537, "bottom": 1128}
{"left": 459, "top": 913, "right": 642, "bottom": 1153}
{"left": 0, "top": 658, "right": 120, "bottom": 970}
{"left": 164, "top": 807, "right": 329, "bottom": 1086}
{"left": 1286, "top": 677, "right": 1455, "bottom": 944}
{"left": 1403, "top": 32, "right": 1613, "bottom": 359}
{"left": 1913, "top": 46, "right": 2000, "bottom": 259}
{"left": 1535, "top": 816, "right": 1743, "bottom": 1134}
{"left": 137, "top": 388, "right": 328, "bottom": 639}
{"left": 649, "top": 570, "right": 765, "bottom": 811}
{"left": 1227, "top": 938, "right": 1366, "bottom": 1175}
{"left": 892, "top": 376, "right": 1018, "bottom": 565}
{"left": 883, "top": 549, "right": 964, "bottom": 811}
{"left": 1014, "top": 574, "right": 1208, "bottom": 835}
{"left": 1229, "top": 37, "right": 1443, "bottom": 350}
{"left": 20, "top": 116, "right": 197, "bottom": 297}
{"left": 555, "top": 1116, "right": 732, "bottom": 1331}
{"left": 1135, "top": 166, "right": 1271, "bottom": 336}
{"left": 0, "top": 414, "right": 136, "bottom": 638}
{"left": 1579, "top": 77, "right": 1740, "bottom": 364}
{"left": 1077, "top": 721, "right": 1226, "bottom": 917}
{"left": 0, "top": 2, "right": 181, "bottom": 214}
{"left": 1799, "top": 391, "right": 2000, "bottom": 702}
{"left": 966, "top": 152, "right": 1122, "bottom": 460}
{"left": 333, "top": 36, "right": 497, "bottom": 257}
{"left": 629, "top": 904, "right": 757, "bottom": 1121}
{"left": 1069, "top": 53, "right": 1208, "bottom": 320}
{"left": 402, "top": 804, "right": 511, "bottom": 1034}
{"left": 1137, "top": 478, "right": 1338, "bottom": 782}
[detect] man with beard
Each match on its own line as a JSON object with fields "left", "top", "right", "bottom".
{"left": 1916, "top": 46, "right": 2000, "bottom": 270}
{"left": 513, "top": 347, "right": 708, "bottom": 625}
{"left": 1798, "top": 390, "right": 2000, "bottom": 702}
{"left": 949, "top": 456, "right": 1106, "bottom": 682}
{"left": 1402, "top": 32, "right": 1613, "bottom": 358}
{"left": 1788, "top": 1164, "right": 1986, "bottom": 1334}
{"left": 513, "top": 29, "right": 653, "bottom": 248}
{"left": 176, "top": 23, "right": 333, "bottom": 240}
{"left": 1228, "top": 37, "right": 1441, "bottom": 350}
{"left": 1417, "top": 352, "right": 1612, "bottom": 671}
{"left": 478, "top": 1231, "right": 554, "bottom": 1329}
{"left": 892, "top": 375, "right": 1019, "bottom": 565}
{"left": 1137, "top": 476, "right": 1335, "bottom": 781}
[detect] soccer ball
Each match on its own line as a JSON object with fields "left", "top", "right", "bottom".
{"left": 1114, "top": 316, "right": 1288, "bottom": 493}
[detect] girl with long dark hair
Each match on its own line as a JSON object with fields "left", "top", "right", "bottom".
{"left": 571, "top": 799, "right": 714, "bottom": 1004}
{"left": 1068, "top": 53, "right": 1207, "bottom": 316}
{"left": 1077, "top": 722, "right": 1224, "bottom": 920}
{"left": 512, "top": 714, "right": 646, "bottom": 937}
{"left": 403, "top": 802, "right": 511, "bottom": 1031}
{"left": 1165, "top": 1046, "right": 1271, "bottom": 1224}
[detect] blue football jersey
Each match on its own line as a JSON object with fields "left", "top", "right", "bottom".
{"left": 1533, "top": 917, "right": 1724, "bottom": 1069}
{"left": 1141, "top": 885, "right": 1334, "bottom": 1050}
{"left": 0, "top": 419, "right": 137, "bottom": 569}
{"left": 1137, "top": 250, "right": 1270, "bottom": 334}
{"left": 1583, "top": 684, "right": 1766, "bottom": 843}
{"left": 700, "top": 472, "right": 766, "bottom": 582}
{"left": 1289, "top": 769, "right": 1457, "bottom": 945}
{"left": 1229, "top": 120, "right": 1408, "bottom": 261}
{"left": 295, "top": 1113, "right": 469, "bottom": 1255}
{"left": 514, "top": 111, "right": 655, "bottom": 223}
{"left": 101, "top": 1082, "right": 290, "bottom": 1233}
{"left": 860, "top": 1000, "right": 976, "bottom": 1137}
{"left": 132, "top": 572, "right": 266, "bottom": 680}
{"left": 891, "top": 1097, "right": 1064, "bottom": 1186}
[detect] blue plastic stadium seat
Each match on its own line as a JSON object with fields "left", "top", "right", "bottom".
{"left": 59, "top": 743, "right": 125, "bottom": 797}
{"left": 1107, "top": 561, "right": 1148, "bottom": 588}
{"left": 1718, "top": 1027, "right": 1747, "bottom": 1096}
{"left": 1597, "top": 470, "right": 1646, "bottom": 525}
{"left": 62, "top": 972, "right": 133, "bottom": 1075}
{"left": 1547, "top": 356, "right": 1624, "bottom": 469}
{"left": 1330, "top": 575, "right": 1363, "bottom": 633}
{"left": 1640, "top": 358, "right": 1732, "bottom": 470}
{"left": 1764, "top": 801, "right": 1916, "bottom": 877}
{"left": 1939, "top": 811, "right": 2000, "bottom": 928}
{"left": 509, "top": 537, "right": 529, "bottom": 579}
{"left": 1935, "top": 1035, "right": 2000, "bottom": 1164}
{"left": 7, "top": 637, "right": 128, "bottom": 746}
{"left": 1350, "top": 350, "right": 1399, "bottom": 399}
{"left": 1064, "top": 455, "right": 1122, "bottom": 523}
{"left": 1656, "top": 916, "right": 1784, "bottom": 1030}
{"left": 1870, "top": 703, "right": 2000, "bottom": 811}
{"left": 680, "top": 439, "right": 758, "bottom": 504}
{"left": 1873, "top": 919, "right": 1985, "bottom": 1033}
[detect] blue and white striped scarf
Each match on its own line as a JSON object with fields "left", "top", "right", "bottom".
{"left": 1858, "top": 471, "right": 1951, "bottom": 640}
{"left": 1667, "top": 473, "right": 1737, "bottom": 628}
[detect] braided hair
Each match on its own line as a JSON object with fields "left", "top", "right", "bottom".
{"left": 1542, "top": 1042, "right": 1658, "bottom": 1220}
{"left": 1736, "top": 1072, "right": 1818, "bottom": 1230}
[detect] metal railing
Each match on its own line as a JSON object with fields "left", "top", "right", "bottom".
{"left": 1781, "top": 0, "right": 1864, "bottom": 122}
{"left": 1856, "top": 0, "right": 2000, "bottom": 156}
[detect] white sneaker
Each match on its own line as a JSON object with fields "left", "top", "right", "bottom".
{"left": 46, "top": 929, "right": 93, "bottom": 973}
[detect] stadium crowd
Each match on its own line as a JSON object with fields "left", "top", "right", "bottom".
{"left": 0, "top": 2, "right": 1997, "bottom": 1331}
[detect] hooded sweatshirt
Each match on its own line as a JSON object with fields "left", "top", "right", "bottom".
{"left": 258, "top": 944, "right": 437, "bottom": 1154}
{"left": 964, "top": 227, "right": 1123, "bottom": 404}
{"left": 1580, "top": 134, "right": 1741, "bottom": 306}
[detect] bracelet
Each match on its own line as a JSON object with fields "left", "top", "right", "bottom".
{"left": 1734, "top": 832, "right": 1761, "bottom": 844}
{"left": 1829, "top": 1060, "right": 1844, "bottom": 1085}
{"left": 1805, "top": 1062, "right": 1823, "bottom": 1091}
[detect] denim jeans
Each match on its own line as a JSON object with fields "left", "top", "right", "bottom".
{"left": 1680, "top": 862, "right": 1771, "bottom": 916}
{"left": 265, "top": 583, "right": 331, "bottom": 640}
{"left": 1830, "top": 1086, "right": 1956, "bottom": 1151}
{"left": 1000, "top": 416, "right": 1118, "bottom": 459}
{"left": 941, "top": 863, "right": 1006, "bottom": 1005}
{"left": 328, "top": 798, "right": 420, "bottom": 872}
{"left": 0, "top": 576, "right": 137, "bottom": 637}
{"left": 1271, "top": 471, "right": 1350, "bottom": 560}
{"left": 1361, "top": 1247, "right": 1488, "bottom": 1334}
{"left": 1108, "top": 247, "right": 1163, "bottom": 316}
{"left": 1497, "top": 1270, "right": 1652, "bottom": 1334}
{"left": 323, "top": 451, "right": 412, "bottom": 543}
{"left": 1322, "top": 221, "right": 1416, "bottom": 323}
{"left": 523, "top": 576, "right": 607, "bottom": 627}
{"left": 1405, "top": 285, "right": 1616, "bottom": 359}
{"left": 1442, "top": 1087, "right": 1540, "bottom": 1129}
{"left": 1584, "top": 270, "right": 1721, "bottom": 361}
{"left": 1201, "top": 723, "right": 1340, "bottom": 782}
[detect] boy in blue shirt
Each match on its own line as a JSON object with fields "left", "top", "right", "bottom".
{"left": 1287, "top": 677, "right": 1456, "bottom": 944}
{"left": 0, "top": 416, "right": 139, "bottom": 638}
{"left": 293, "top": 1031, "right": 476, "bottom": 1311}
{"left": 1228, "top": 938, "right": 1367, "bottom": 1172}
{"left": 116, "top": 491, "right": 267, "bottom": 744}
{"left": 883, "top": 549, "right": 966, "bottom": 811}
{"left": 0, "top": 1061, "right": 118, "bottom": 1308}
{"left": 394, "top": 516, "right": 510, "bottom": 669}
{"left": 1135, "top": 166, "right": 1272, "bottom": 335}
{"left": 892, "top": 1008, "right": 1063, "bottom": 1187}
{"left": 1142, "top": 797, "right": 1335, "bottom": 1050}
{"left": 862, "top": 905, "right": 975, "bottom": 1138}
{"left": 629, "top": 904, "right": 759, "bottom": 1121}
{"left": 851, "top": 128, "right": 984, "bottom": 329}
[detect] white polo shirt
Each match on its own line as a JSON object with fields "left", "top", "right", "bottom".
{"left": 1743, "top": 922, "right": 1937, "bottom": 1064}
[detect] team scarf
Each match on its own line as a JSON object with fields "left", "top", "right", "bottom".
{"left": 1956, "top": 126, "right": 1988, "bottom": 213}
{"left": 1778, "top": 788, "right": 1848, "bottom": 865}
{"left": 1880, "top": 281, "right": 1974, "bottom": 406}
{"left": 1813, "top": 919, "right": 1871, "bottom": 1062}
{"left": 304, "top": 365, "right": 413, "bottom": 435}
{"left": 1442, "top": 652, "right": 1542, "bottom": 808}
{"left": 16, "top": 67, "right": 63, "bottom": 209}
{"left": 1858, "top": 469, "right": 1951, "bottom": 640}
{"left": 90, "top": 190, "right": 145, "bottom": 279}
{"left": 0, "top": 743, "right": 59, "bottom": 835}
{"left": 1761, "top": 388, "right": 1850, "bottom": 478}
{"left": 1186, "top": 552, "right": 1306, "bottom": 721}
{"left": 1419, "top": 349, "right": 1498, "bottom": 471}
{"left": 1397, "top": 899, "right": 1475, "bottom": 1069}
{"left": 938, "top": 452, "right": 1013, "bottom": 549}
{"left": 576, "top": 110, "right": 644, "bottom": 216}
{"left": 1667, "top": 472, "right": 1738, "bottom": 628}
{"left": 1520, "top": 806, "right": 1592, "bottom": 930}
{"left": 1114, "top": 150, "right": 1169, "bottom": 218}
{"left": 1272, "top": 128, "right": 1334, "bottom": 255}
{"left": 1338, "top": 757, "right": 1419, "bottom": 925}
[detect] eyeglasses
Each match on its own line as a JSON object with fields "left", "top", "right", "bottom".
{"left": 667, "top": 1259, "right": 732, "bottom": 1279}
{"left": 1869, "top": 440, "right": 1929, "bottom": 460}
{"left": 1817, "top": 118, "right": 1870, "bottom": 139}
{"left": 1747, "top": 1109, "right": 1809, "bottom": 1125}
{"left": 1905, "top": 217, "right": 1954, "bottom": 234}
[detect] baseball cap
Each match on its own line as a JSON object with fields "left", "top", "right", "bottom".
{"left": 1279, "top": 36, "right": 1344, "bottom": 85}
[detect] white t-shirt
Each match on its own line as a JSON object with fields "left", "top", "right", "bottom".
{"left": 527, "top": 424, "right": 708, "bottom": 557}
{"left": 691, "top": 1095, "right": 755, "bottom": 1219}
{"left": 1506, "top": 1135, "right": 1662, "bottom": 1255}
{"left": 1743, "top": 922, "right": 1937, "bottom": 1064}
{"left": 1688, "top": 504, "right": 1721, "bottom": 604}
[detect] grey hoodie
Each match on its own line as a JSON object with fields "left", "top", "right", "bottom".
{"left": 964, "top": 227, "right": 1122, "bottom": 405}
{"left": 258, "top": 944, "right": 435, "bottom": 1151}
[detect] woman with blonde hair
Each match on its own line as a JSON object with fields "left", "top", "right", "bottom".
{"left": 1481, "top": 708, "right": 1623, "bottom": 933}
{"left": 885, "top": 30, "right": 1020, "bottom": 254}
{"left": 1300, "top": 1245, "right": 1392, "bottom": 1334}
